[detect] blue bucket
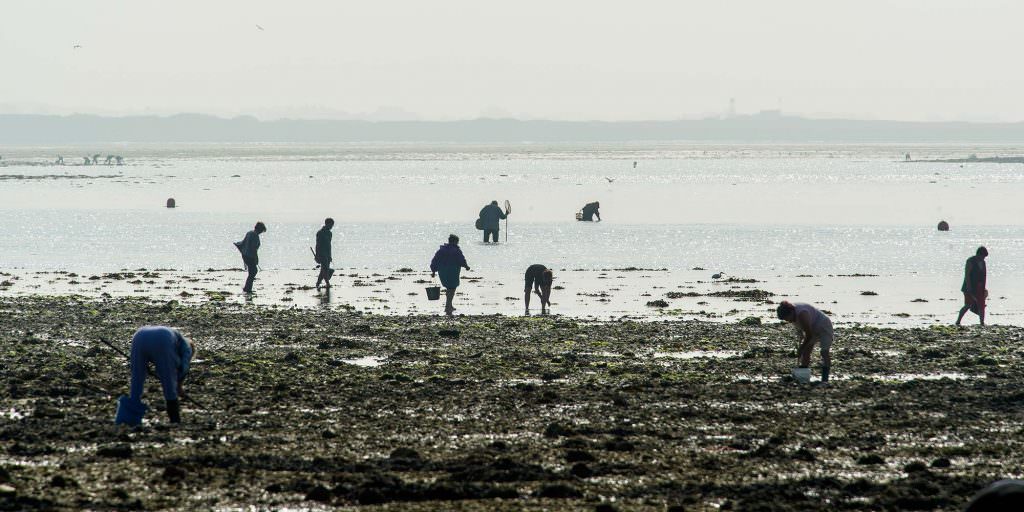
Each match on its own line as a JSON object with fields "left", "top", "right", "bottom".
{"left": 115, "top": 395, "right": 148, "bottom": 425}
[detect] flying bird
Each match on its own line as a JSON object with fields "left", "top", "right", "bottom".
{"left": 73, "top": 44, "right": 82, "bottom": 49}
{"left": 604, "top": 177, "right": 615, "bottom": 183}
{"left": 256, "top": 24, "right": 265, "bottom": 31}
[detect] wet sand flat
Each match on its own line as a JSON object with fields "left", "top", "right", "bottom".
{"left": 1, "top": 296, "right": 1022, "bottom": 510}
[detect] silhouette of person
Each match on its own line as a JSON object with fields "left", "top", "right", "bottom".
{"left": 524, "top": 264, "right": 554, "bottom": 315}
{"left": 115, "top": 326, "right": 194, "bottom": 425}
{"left": 315, "top": 218, "right": 335, "bottom": 289}
{"left": 777, "top": 301, "right": 833, "bottom": 384}
{"left": 430, "top": 234, "right": 470, "bottom": 316}
{"left": 957, "top": 246, "right": 988, "bottom": 326}
{"left": 478, "top": 200, "right": 508, "bottom": 243}
{"left": 580, "top": 201, "right": 601, "bottom": 222}
{"left": 234, "top": 222, "right": 266, "bottom": 293}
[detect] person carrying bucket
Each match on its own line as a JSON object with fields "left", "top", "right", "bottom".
{"left": 478, "top": 200, "right": 508, "bottom": 243}
{"left": 115, "top": 326, "right": 194, "bottom": 425}
{"left": 776, "top": 301, "right": 833, "bottom": 384}
{"left": 430, "top": 234, "right": 471, "bottom": 316}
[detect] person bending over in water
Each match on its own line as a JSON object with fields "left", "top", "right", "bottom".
{"left": 777, "top": 301, "right": 833, "bottom": 384}
{"left": 524, "top": 264, "right": 553, "bottom": 315}
{"left": 956, "top": 246, "right": 988, "bottom": 326}
{"left": 478, "top": 200, "right": 508, "bottom": 243}
{"left": 234, "top": 221, "right": 266, "bottom": 293}
{"left": 115, "top": 326, "right": 194, "bottom": 425}
{"left": 580, "top": 201, "right": 601, "bottom": 222}
{"left": 314, "top": 217, "right": 335, "bottom": 289}
{"left": 430, "top": 234, "right": 471, "bottom": 316}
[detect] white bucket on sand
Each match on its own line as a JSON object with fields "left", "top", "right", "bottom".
{"left": 791, "top": 367, "right": 811, "bottom": 383}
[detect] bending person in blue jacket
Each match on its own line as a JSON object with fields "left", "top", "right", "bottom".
{"left": 430, "top": 234, "right": 471, "bottom": 316}
{"left": 115, "top": 326, "right": 194, "bottom": 425}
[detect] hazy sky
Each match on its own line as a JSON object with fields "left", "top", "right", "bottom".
{"left": 1, "top": 1, "right": 1021, "bottom": 121}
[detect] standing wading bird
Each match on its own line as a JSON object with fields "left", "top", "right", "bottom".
{"left": 712, "top": 272, "right": 725, "bottom": 280}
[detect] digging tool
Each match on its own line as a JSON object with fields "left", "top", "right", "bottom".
{"left": 98, "top": 336, "right": 209, "bottom": 410}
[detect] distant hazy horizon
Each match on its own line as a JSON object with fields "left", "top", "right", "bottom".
{"left": 2, "top": 1, "right": 1022, "bottom": 122}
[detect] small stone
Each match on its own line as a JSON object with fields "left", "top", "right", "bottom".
{"left": 97, "top": 444, "right": 133, "bottom": 459}
{"left": 595, "top": 504, "right": 618, "bottom": 512}
{"left": 321, "top": 429, "right": 337, "bottom": 439}
{"left": 537, "top": 483, "right": 582, "bottom": 498}
{"left": 565, "top": 450, "right": 595, "bottom": 463}
{"left": 305, "top": 484, "right": 332, "bottom": 503}
{"left": 543, "top": 422, "right": 574, "bottom": 438}
{"left": 0, "top": 484, "right": 15, "bottom": 495}
{"left": 389, "top": 447, "right": 420, "bottom": 460}
{"left": 50, "top": 475, "right": 76, "bottom": 488}
{"left": 438, "top": 329, "right": 460, "bottom": 338}
{"left": 162, "top": 466, "right": 186, "bottom": 482}
{"left": 570, "top": 463, "right": 594, "bottom": 478}
{"left": 856, "top": 454, "right": 885, "bottom": 465}
{"left": 930, "top": 457, "right": 952, "bottom": 468}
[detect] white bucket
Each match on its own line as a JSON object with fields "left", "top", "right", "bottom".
{"left": 791, "top": 367, "right": 811, "bottom": 384}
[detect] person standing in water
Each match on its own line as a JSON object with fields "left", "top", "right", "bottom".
{"left": 777, "top": 301, "right": 833, "bottom": 384}
{"left": 580, "top": 201, "right": 601, "bottom": 222}
{"left": 524, "top": 264, "right": 554, "bottom": 315}
{"left": 234, "top": 221, "right": 266, "bottom": 293}
{"left": 430, "top": 234, "right": 471, "bottom": 316}
{"left": 956, "top": 246, "right": 988, "bottom": 326}
{"left": 314, "top": 218, "right": 335, "bottom": 289}
{"left": 478, "top": 200, "right": 509, "bottom": 243}
{"left": 115, "top": 326, "right": 194, "bottom": 425}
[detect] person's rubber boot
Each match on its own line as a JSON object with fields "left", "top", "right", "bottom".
{"left": 820, "top": 366, "right": 831, "bottom": 384}
{"left": 167, "top": 399, "right": 181, "bottom": 424}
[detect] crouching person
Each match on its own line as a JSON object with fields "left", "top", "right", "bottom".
{"left": 115, "top": 326, "right": 194, "bottom": 425}
{"left": 777, "top": 301, "right": 833, "bottom": 384}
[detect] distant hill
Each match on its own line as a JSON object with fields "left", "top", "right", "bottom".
{"left": 2, "top": 112, "right": 1024, "bottom": 143}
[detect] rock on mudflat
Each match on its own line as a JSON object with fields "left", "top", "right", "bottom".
{"left": 96, "top": 444, "right": 132, "bottom": 459}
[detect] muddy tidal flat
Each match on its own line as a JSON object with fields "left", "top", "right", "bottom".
{"left": 1, "top": 296, "right": 1022, "bottom": 511}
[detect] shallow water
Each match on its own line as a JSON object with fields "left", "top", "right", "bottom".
{"left": 1, "top": 142, "right": 1021, "bottom": 325}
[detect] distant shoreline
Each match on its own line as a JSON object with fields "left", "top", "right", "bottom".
{"left": 5, "top": 112, "right": 1024, "bottom": 143}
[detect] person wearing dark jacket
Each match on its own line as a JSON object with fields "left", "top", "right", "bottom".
{"left": 580, "top": 201, "right": 601, "bottom": 222}
{"left": 430, "top": 234, "right": 471, "bottom": 316}
{"left": 115, "top": 326, "right": 194, "bottom": 425}
{"left": 234, "top": 221, "right": 266, "bottom": 293}
{"left": 957, "top": 246, "right": 988, "bottom": 326}
{"left": 478, "top": 201, "right": 509, "bottom": 243}
{"left": 314, "top": 218, "right": 335, "bottom": 289}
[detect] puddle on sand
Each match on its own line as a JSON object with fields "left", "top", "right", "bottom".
{"left": 654, "top": 350, "right": 742, "bottom": 360}
{"left": 340, "top": 356, "right": 385, "bottom": 367}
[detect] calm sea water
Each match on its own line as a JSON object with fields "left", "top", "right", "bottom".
{"left": 1, "top": 142, "right": 1021, "bottom": 324}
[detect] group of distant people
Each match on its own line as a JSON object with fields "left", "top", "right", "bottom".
{"left": 117, "top": 221, "right": 989, "bottom": 424}
{"left": 225, "top": 205, "right": 990, "bottom": 389}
